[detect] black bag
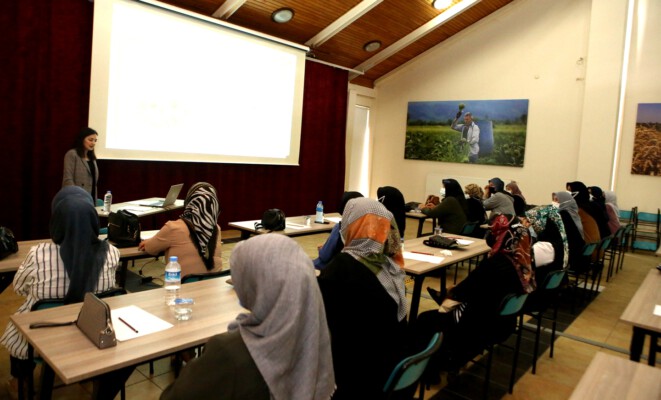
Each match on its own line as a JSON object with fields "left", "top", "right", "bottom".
{"left": 254, "top": 209, "right": 286, "bottom": 231}
{"left": 0, "top": 226, "right": 19, "bottom": 260}
{"left": 423, "top": 235, "right": 459, "bottom": 249}
{"left": 108, "top": 210, "right": 141, "bottom": 248}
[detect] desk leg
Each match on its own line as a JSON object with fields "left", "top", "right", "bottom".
{"left": 439, "top": 267, "right": 447, "bottom": 299}
{"left": 39, "top": 364, "right": 54, "bottom": 400}
{"left": 416, "top": 220, "right": 424, "bottom": 238}
{"left": 408, "top": 276, "right": 425, "bottom": 325}
{"left": 629, "top": 326, "right": 645, "bottom": 362}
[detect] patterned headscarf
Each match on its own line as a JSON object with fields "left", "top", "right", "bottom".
{"left": 340, "top": 198, "right": 408, "bottom": 321}
{"left": 486, "top": 214, "right": 535, "bottom": 293}
{"left": 525, "top": 205, "right": 569, "bottom": 270}
{"left": 50, "top": 186, "right": 109, "bottom": 304}
{"left": 180, "top": 182, "right": 220, "bottom": 270}
{"left": 229, "top": 234, "right": 335, "bottom": 400}
{"left": 554, "top": 191, "right": 584, "bottom": 239}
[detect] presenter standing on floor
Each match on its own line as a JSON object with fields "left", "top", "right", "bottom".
{"left": 62, "top": 127, "right": 100, "bottom": 200}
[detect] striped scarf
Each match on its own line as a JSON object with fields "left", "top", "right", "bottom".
{"left": 181, "top": 183, "right": 220, "bottom": 270}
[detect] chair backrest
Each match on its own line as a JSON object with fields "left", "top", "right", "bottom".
{"left": 460, "top": 221, "right": 479, "bottom": 236}
{"left": 499, "top": 293, "right": 529, "bottom": 316}
{"left": 383, "top": 332, "right": 443, "bottom": 396}
{"left": 543, "top": 270, "right": 566, "bottom": 290}
{"left": 182, "top": 269, "right": 231, "bottom": 284}
{"left": 581, "top": 242, "right": 598, "bottom": 257}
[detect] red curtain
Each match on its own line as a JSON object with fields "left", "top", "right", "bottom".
{"left": 0, "top": 1, "right": 347, "bottom": 240}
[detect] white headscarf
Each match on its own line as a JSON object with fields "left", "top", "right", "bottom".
{"left": 604, "top": 190, "right": 620, "bottom": 217}
{"left": 229, "top": 234, "right": 335, "bottom": 400}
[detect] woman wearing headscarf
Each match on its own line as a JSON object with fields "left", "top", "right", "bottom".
{"left": 567, "top": 181, "right": 610, "bottom": 239}
{"left": 483, "top": 177, "right": 515, "bottom": 216}
{"left": 553, "top": 192, "right": 586, "bottom": 269}
{"left": 414, "top": 213, "right": 534, "bottom": 378}
{"left": 161, "top": 234, "right": 335, "bottom": 400}
{"left": 313, "top": 191, "right": 364, "bottom": 269}
{"left": 421, "top": 178, "right": 468, "bottom": 234}
{"left": 140, "top": 182, "right": 222, "bottom": 276}
{"left": 604, "top": 190, "right": 623, "bottom": 235}
{"left": 523, "top": 205, "right": 569, "bottom": 286}
{"left": 318, "top": 198, "right": 408, "bottom": 399}
{"left": 506, "top": 181, "right": 528, "bottom": 216}
{"left": 1, "top": 187, "right": 119, "bottom": 395}
{"left": 377, "top": 186, "right": 407, "bottom": 239}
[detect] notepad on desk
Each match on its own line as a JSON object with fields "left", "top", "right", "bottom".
{"left": 111, "top": 305, "right": 173, "bottom": 341}
{"left": 403, "top": 251, "right": 444, "bottom": 264}
{"left": 325, "top": 216, "right": 342, "bottom": 223}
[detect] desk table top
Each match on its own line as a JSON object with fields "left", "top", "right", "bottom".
{"left": 620, "top": 268, "right": 661, "bottom": 333}
{"left": 569, "top": 352, "right": 661, "bottom": 400}
{"left": 11, "top": 278, "right": 243, "bottom": 385}
{"left": 96, "top": 198, "right": 184, "bottom": 218}
{"left": 402, "top": 234, "right": 489, "bottom": 275}
{"left": 228, "top": 213, "right": 340, "bottom": 237}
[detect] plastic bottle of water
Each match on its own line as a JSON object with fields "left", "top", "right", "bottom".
{"left": 164, "top": 256, "right": 181, "bottom": 306}
{"left": 315, "top": 201, "right": 324, "bottom": 223}
{"left": 103, "top": 190, "right": 112, "bottom": 212}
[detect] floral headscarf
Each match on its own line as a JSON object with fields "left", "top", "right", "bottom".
{"left": 525, "top": 205, "right": 569, "bottom": 270}
{"left": 486, "top": 214, "right": 535, "bottom": 293}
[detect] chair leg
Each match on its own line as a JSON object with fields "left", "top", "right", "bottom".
{"left": 509, "top": 314, "right": 524, "bottom": 393}
{"left": 550, "top": 302, "right": 559, "bottom": 359}
{"left": 532, "top": 312, "right": 542, "bottom": 374}
{"left": 483, "top": 346, "right": 494, "bottom": 400}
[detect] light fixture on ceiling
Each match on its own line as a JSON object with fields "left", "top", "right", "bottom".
{"left": 271, "top": 8, "right": 294, "bottom": 23}
{"left": 363, "top": 40, "right": 382, "bottom": 52}
{"left": 432, "top": 0, "right": 453, "bottom": 10}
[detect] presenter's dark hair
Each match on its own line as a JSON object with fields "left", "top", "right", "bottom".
{"left": 74, "top": 127, "right": 98, "bottom": 160}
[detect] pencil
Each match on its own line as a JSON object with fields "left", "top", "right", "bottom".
{"left": 411, "top": 251, "right": 433, "bottom": 256}
{"left": 118, "top": 317, "right": 139, "bottom": 333}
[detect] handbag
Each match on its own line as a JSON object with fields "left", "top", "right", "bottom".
{"left": 76, "top": 293, "right": 117, "bottom": 349}
{"left": 108, "top": 210, "right": 141, "bottom": 248}
{"left": 0, "top": 226, "right": 19, "bottom": 260}
{"left": 254, "top": 209, "right": 286, "bottom": 231}
{"left": 423, "top": 235, "right": 459, "bottom": 249}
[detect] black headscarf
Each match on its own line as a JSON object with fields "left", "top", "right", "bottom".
{"left": 50, "top": 186, "right": 109, "bottom": 304}
{"left": 489, "top": 177, "right": 506, "bottom": 193}
{"left": 377, "top": 186, "right": 406, "bottom": 238}
{"left": 587, "top": 186, "right": 610, "bottom": 223}
{"left": 567, "top": 181, "right": 610, "bottom": 238}
{"left": 443, "top": 178, "right": 469, "bottom": 216}
{"left": 339, "top": 191, "right": 364, "bottom": 215}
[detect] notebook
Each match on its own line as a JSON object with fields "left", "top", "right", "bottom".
{"left": 138, "top": 184, "right": 184, "bottom": 207}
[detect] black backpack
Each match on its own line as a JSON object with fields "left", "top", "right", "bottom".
{"left": 254, "top": 209, "right": 286, "bottom": 231}
{"left": 108, "top": 210, "right": 141, "bottom": 248}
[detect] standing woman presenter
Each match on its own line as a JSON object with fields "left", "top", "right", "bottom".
{"left": 62, "top": 127, "right": 99, "bottom": 200}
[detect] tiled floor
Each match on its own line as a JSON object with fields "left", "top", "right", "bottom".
{"left": 0, "top": 224, "right": 658, "bottom": 399}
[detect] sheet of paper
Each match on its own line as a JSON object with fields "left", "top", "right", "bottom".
{"left": 403, "top": 251, "right": 444, "bottom": 264}
{"left": 654, "top": 304, "right": 661, "bottom": 317}
{"left": 286, "top": 223, "right": 307, "bottom": 230}
{"left": 325, "top": 217, "right": 342, "bottom": 223}
{"left": 456, "top": 239, "right": 474, "bottom": 246}
{"left": 111, "top": 305, "right": 173, "bottom": 342}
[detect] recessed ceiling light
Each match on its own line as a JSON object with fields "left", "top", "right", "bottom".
{"left": 363, "top": 40, "right": 382, "bottom": 52}
{"left": 432, "top": 0, "right": 453, "bottom": 10}
{"left": 271, "top": 8, "right": 294, "bottom": 23}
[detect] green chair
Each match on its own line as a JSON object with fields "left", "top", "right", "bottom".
{"left": 181, "top": 269, "right": 230, "bottom": 284}
{"left": 383, "top": 332, "right": 443, "bottom": 400}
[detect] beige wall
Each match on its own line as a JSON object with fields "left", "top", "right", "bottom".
{"left": 365, "top": 0, "right": 660, "bottom": 213}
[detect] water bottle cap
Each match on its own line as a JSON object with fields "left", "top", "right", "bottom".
{"left": 169, "top": 256, "right": 178, "bottom": 262}
{"left": 107, "top": 190, "right": 111, "bottom": 193}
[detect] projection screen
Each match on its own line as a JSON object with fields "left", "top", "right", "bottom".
{"left": 89, "top": 0, "right": 307, "bottom": 165}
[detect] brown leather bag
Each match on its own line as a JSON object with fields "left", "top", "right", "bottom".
{"left": 76, "top": 293, "right": 117, "bottom": 349}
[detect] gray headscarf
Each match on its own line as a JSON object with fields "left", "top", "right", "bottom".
{"left": 229, "top": 234, "right": 335, "bottom": 400}
{"left": 554, "top": 191, "right": 584, "bottom": 239}
{"left": 604, "top": 190, "right": 620, "bottom": 217}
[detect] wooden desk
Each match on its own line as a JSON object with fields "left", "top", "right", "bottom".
{"left": 0, "top": 232, "right": 160, "bottom": 292}
{"left": 406, "top": 211, "right": 437, "bottom": 238}
{"left": 11, "top": 278, "right": 243, "bottom": 399}
{"left": 403, "top": 234, "right": 490, "bottom": 323}
{"left": 228, "top": 213, "right": 340, "bottom": 240}
{"left": 96, "top": 198, "right": 184, "bottom": 218}
{"left": 620, "top": 268, "right": 661, "bottom": 365}
{"left": 569, "top": 352, "right": 661, "bottom": 400}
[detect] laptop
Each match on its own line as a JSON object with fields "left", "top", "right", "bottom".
{"left": 138, "top": 184, "right": 184, "bottom": 207}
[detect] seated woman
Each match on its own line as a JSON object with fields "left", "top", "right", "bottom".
{"left": 464, "top": 183, "right": 487, "bottom": 238}
{"left": 553, "top": 191, "right": 586, "bottom": 270}
{"left": 139, "top": 182, "right": 222, "bottom": 277}
{"left": 0, "top": 187, "right": 120, "bottom": 397}
{"left": 378, "top": 185, "right": 407, "bottom": 239}
{"left": 313, "top": 191, "right": 363, "bottom": 269}
{"left": 414, "top": 213, "right": 534, "bottom": 378}
{"left": 483, "top": 177, "right": 515, "bottom": 217}
{"left": 318, "top": 198, "right": 408, "bottom": 399}
{"left": 506, "top": 180, "right": 528, "bottom": 216}
{"left": 604, "top": 190, "right": 622, "bottom": 235}
{"left": 523, "top": 205, "right": 569, "bottom": 286}
{"left": 161, "top": 234, "right": 335, "bottom": 400}
{"left": 567, "top": 181, "right": 609, "bottom": 240}
{"left": 421, "top": 179, "right": 468, "bottom": 234}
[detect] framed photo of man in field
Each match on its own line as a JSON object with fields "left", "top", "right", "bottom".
{"left": 405, "top": 99, "right": 529, "bottom": 167}
{"left": 631, "top": 103, "right": 661, "bottom": 176}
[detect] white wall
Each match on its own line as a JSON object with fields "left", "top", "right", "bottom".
{"left": 367, "top": 0, "right": 661, "bottom": 213}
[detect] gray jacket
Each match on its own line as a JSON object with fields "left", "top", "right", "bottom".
{"left": 62, "top": 149, "right": 98, "bottom": 199}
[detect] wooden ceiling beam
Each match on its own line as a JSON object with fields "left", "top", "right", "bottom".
{"left": 305, "top": 0, "right": 382, "bottom": 49}
{"left": 212, "top": 0, "right": 247, "bottom": 20}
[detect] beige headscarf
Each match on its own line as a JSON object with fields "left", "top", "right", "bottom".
{"left": 229, "top": 234, "right": 335, "bottom": 400}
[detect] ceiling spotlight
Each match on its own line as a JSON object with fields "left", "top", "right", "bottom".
{"left": 363, "top": 40, "right": 382, "bottom": 52}
{"left": 432, "top": 0, "right": 453, "bottom": 10}
{"left": 271, "top": 8, "right": 294, "bottom": 23}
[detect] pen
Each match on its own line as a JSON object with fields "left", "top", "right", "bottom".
{"left": 411, "top": 251, "right": 433, "bottom": 256}
{"left": 118, "top": 317, "right": 138, "bottom": 333}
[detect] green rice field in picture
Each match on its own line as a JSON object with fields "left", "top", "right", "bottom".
{"left": 405, "top": 99, "right": 529, "bottom": 167}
